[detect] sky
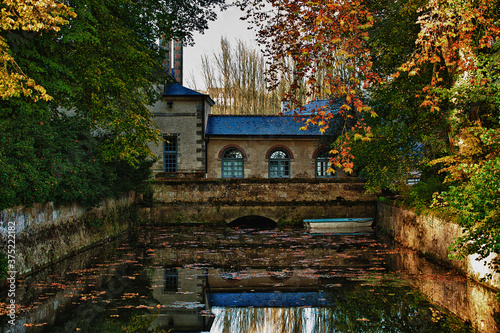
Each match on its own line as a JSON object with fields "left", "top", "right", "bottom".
{"left": 183, "top": 4, "right": 257, "bottom": 91}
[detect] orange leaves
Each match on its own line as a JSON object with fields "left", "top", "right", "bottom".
{"left": 399, "top": 0, "right": 500, "bottom": 112}
{"left": 240, "top": 0, "right": 380, "bottom": 173}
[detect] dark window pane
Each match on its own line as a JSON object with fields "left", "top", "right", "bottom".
{"left": 164, "top": 153, "right": 177, "bottom": 172}
{"left": 164, "top": 136, "right": 177, "bottom": 152}
{"left": 316, "top": 149, "right": 335, "bottom": 178}
{"left": 269, "top": 149, "right": 290, "bottom": 178}
{"left": 164, "top": 268, "right": 178, "bottom": 292}
{"left": 163, "top": 136, "right": 178, "bottom": 172}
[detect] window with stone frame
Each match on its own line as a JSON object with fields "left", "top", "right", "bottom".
{"left": 269, "top": 149, "right": 290, "bottom": 178}
{"left": 163, "top": 135, "right": 178, "bottom": 172}
{"left": 221, "top": 148, "right": 244, "bottom": 178}
{"left": 316, "top": 149, "right": 336, "bottom": 178}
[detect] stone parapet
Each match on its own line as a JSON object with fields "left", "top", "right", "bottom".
{"left": 140, "top": 179, "right": 377, "bottom": 224}
{"left": 151, "top": 178, "right": 375, "bottom": 204}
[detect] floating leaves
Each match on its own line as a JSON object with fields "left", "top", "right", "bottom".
{"left": 3, "top": 225, "right": 473, "bottom": 332}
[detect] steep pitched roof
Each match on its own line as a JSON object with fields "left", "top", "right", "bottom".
{"left": 205, "top": 115, "right": 321, "bottom": 137}
{"left": 163, "top": 82, "right": 215, "bottom": 105}
{"left": 163, "top": 83, "right": 205, "bottom": 96}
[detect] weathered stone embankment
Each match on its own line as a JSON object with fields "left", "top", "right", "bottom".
{"left": 0, "top": 192, "right": 139, "bottom": 276}
{"left": 377, "top": 201, "right": 500, "bottom": 333}
{"left": 377, "top": 201, "right": 500, "bottom": 290}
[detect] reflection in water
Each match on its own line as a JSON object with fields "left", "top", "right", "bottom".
{"left": 210, "top": 307, "right": 333, "bottom": 333}
{"left": 0, "top": 225, "right": 495, "bottom": 332}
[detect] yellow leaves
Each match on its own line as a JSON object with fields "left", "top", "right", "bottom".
{"left": 1, "top": 0, "right": 75, "bottom": 32}
{"left": 408, "top": 68, "right": 420, "bottom": 76}
{"left": 0, "top": 0, "right": 75, "bottom": 101}
{"left": 0, "top": 64, "right": 52, "bottom": 101}
{"left": 326, "top": 167, "right": 335, "bottom": 174}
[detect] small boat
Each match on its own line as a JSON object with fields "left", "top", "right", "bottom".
{"left": 303, "top": 218, "right": 374, "bottom": 234}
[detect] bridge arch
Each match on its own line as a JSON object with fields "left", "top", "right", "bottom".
{"left": 227, "top": 215, "right": 277, "bottom": 230}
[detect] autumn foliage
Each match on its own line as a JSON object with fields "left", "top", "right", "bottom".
{"left": 237, "top": 0, "right": 383, "bottom": 171}
{"left": 0, "top": 0, "right": 75, "bottom": 101}
{"left": 238, "top": 0, "right": 500, "bottom": 263}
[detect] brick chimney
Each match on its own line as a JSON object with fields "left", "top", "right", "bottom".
{"left": 161, "top": 39, "right": 183, "bottom": 85}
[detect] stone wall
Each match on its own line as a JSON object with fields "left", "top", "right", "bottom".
{"left": 0, "top": 192, "right": 139, "bottom": 276}
{"left": 140, "top": 179, "right": 377, "bottom": 223}
{"left": 148, "top": 95, "right": 207, "bottom": 174}
{"left": 151, "top": 179, "right": 374, "bottom": 203}
{"left": 206, "top": 137, "right": 350, "bottom": 179}
{"left": 377, "top": 202, "right": 500, "bottom": 290}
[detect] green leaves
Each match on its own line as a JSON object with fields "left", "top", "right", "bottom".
{"left": 0, "top": 0, "right": 75, "bottom": 101}
{"left": 0, "top": 0, "right": 226, "bottom": 209}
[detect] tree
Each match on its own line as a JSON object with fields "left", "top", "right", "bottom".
{"left": 0, "top": 0, "right": 227, "bottom": 209}
{"left": 348, "top": 0, "right": 449, "bottom": 195}
{"left": 196, "top": 36, "right": 308, "bottom": 115}
{"left": 396, "top": 0, "right": 500, "bottom": 262}
{"left": 431, "top": 44, "right": 500, "bottom": 263}
{"left": 0, "top": 0, "right": 75, "bottom": 101}
{"left": 237, "top": 0, "right": 381, "bottom": 172}
{"left": 238, "top": 0, "right": 500, "bottom": 269}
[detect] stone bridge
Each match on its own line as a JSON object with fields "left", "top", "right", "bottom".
{"left": 139, "top": 178, "right": 377, "bottom": 226}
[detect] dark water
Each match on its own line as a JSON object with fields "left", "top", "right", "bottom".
{"left": 0, "top": 224, "right": 486, "bottom": 332}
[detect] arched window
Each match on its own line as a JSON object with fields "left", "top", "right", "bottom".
{"left": 269, "top": 149, "right": 290, "bottom": 178}
{"left": 221, "top": 148, "right": 244, "bottom": 178}
{"left": 316, "top": 149, "right": 336, "bottom": 178}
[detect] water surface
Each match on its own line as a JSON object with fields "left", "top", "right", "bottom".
{"left": 1, "top": 225, "right": 481, "bottom": 332}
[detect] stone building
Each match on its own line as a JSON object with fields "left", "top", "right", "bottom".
{"left": 149, "top": 42, "right": 345, "bottom": 179}
{"left": 148, "top": 83, "right": 214, "bottom": 177}
{"left": 148, "top": 39, "right": 214, "bottom": 177}
{"left": 204, "top": 115, "right": 343, "bottom": 179}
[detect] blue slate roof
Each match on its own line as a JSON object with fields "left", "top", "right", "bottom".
{"left": 205, "top": 115, "right": 321, "bottom": 137}
{"left": 283, "top": 99, "right": 344, "bottom": 116}
{"left": 163, "top": 83, "right": 205, "bottom": 97}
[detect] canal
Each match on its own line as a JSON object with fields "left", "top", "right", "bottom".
{"left": 0, "top": 223, "right": 494, "bottom": 332}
